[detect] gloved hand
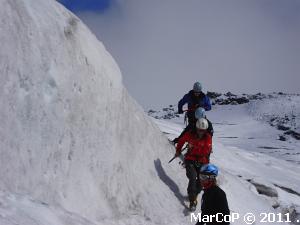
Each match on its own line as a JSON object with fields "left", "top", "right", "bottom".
{"left": 175, "top": 150, "right": 181, "bottom": 157}
{"left": 178, "top": 109, "right": 183, "bottom": 114}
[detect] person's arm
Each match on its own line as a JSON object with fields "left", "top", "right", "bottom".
{"left": 199, "top": 195, "right": 214, "bottom": 224}
{"left": 220, "top": 192, "right": 230, "bottom": 217}
{"left": 217, "top": 190, "right": 230, "bottom": 225}
{"left": 204, "top": 134, "right": 212, "bottom": 155}
{"left": 178, "top": 94, "right": 189, "bottom": 113}
{"left": 175, "top": 133, "right": 188, "bottom": 156}
{"left": 203, "top": 96, "right": 212, "bottom": 111}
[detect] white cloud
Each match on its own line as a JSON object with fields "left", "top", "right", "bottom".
{"left": 77, "top": 0, "right": 300, "bottom": 109}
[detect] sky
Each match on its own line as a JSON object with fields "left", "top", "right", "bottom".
{"left": 59, "top": 0, "right": 111, "bottom": 12}
{"left": 59, "top": 0, "right": 300, "bottom": 109}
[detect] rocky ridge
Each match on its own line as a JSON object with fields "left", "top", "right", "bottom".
{"left": 147, "top": 92, "right": 300, "bottom": 141}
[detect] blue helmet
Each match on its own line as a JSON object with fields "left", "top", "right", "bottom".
{"left": 200, "top": 164, "right": 218, "bottom": 176}
{"left": 193, "top": 82, "right": 202, "bottom": 92}
{"left": 195, "top": 107, "right": 206, "bottom": 119}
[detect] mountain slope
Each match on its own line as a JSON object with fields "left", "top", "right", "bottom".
{"left": 0, "top": 0, "right": 176, "bottom": 223}
{"left": 152, "top": 95, "right": 300, "bottom": 224}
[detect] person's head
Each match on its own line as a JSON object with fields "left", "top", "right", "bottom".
{"left": 199, "top": 163, "right": 218, "bottom": 189}
{"left": 195, "top": 118, "right": 208, "bottom": 137}
{"left": 195, "top": 107, "right": 206, "bottom": 120}
{"left": 193, "top": 82, "right": 202, "bottom": 96}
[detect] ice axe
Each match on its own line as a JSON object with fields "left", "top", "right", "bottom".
{"left": 168, "top": 145, "right": 188, "bottom": 163}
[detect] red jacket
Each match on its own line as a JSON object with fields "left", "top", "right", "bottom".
{"left": 176, "top": 131, "right": 212, "bottom": 163}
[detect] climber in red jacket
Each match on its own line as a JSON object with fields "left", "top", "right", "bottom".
{"left": 175, "top": 118, "right": 212, "bottom": 211}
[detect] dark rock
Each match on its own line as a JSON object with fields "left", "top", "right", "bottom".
{"left": 163, "top": 112, "right": 175, "bottom": 119}
{"left": 225, "top": 92, "right": 237, "bottom": 97}
{"left": 148, "top": 109, "right": 156, "bottom": 113}
{"left": 277, "top": 125, "right": 290, "bottom": 131}
{"left": 235, "top": 97, "right": 250, "bottom": 104}
{"left": 213, "top": 96, "right": 250, "bottom": 105}
{"left": 248, "top": 180, "right": 278, "bottom": 197}
{"left": 279, "top": 135, "right": 287, "bottom": 141}
{"left": 248, "top": 93, "right": 267, "bottom": 100}
{"left": 284, "top": 130, "right": 300, "bottom": 140}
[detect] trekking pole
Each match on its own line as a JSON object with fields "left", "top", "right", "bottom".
{"left": 168, "top": 145, "right": 188, "bottom": 163}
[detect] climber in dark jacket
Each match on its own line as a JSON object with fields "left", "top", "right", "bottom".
{"left": 196, "top": 164, "right": 230, "bottom": 225}
{"left": 174, "top": 82, "right": 212, "bottom": 145}
{"left": 178, "top": 82, "right": 212, "bottom": 123}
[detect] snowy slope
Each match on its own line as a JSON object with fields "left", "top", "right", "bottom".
{"left": 208, "top": 105, "right": 300, "bottom": 165}
{"left": 153, "top": 103, "right": 300, "bottom": 224}
{"left": 0, "top": 191, "right": 97, "bottom": 225}
{"left": 248, "top": 94, "right": 300, "bottom": 137}
{"left": 0, "top": 0, "right": 180, "bottom": 224}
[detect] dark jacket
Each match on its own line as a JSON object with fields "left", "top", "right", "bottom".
{"left": 196, "top": 186, "right": 230, "bottom": 225}
{"left": 178, "top": 90, "right": 212, "bottom": 113}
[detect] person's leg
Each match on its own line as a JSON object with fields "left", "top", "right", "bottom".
{"left": 185, "top": 161, "right": 198, "bottom": 203}
{"left": 195, "top": 163, "right": 203, "bottom": 195}
{"left": 187, "top": 110, "right": 197, "bottom": 125}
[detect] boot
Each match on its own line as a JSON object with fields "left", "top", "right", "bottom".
{"left": 189, "top": 195, "right": 198, "bottom": 211}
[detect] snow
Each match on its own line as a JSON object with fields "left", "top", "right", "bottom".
{"left": 155, "top": 111, "right": 300, "bottom": 224}
{"left": 0, "top": 191, "right": 96, "bottom": 225}
{"left": 248, "top": 94, "right": 300, "bottom": 133}
{"left": 207, "top": 102, "right": 300, "bottom": 164}
{"left": 0, "top": 0, "right": 300, "bottom": 224}
{"left": 0, "top": 0, "right": 177, "bottom": 224}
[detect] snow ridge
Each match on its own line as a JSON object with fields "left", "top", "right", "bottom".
{"left": 0, "top": 1, "right": 178, "bottom": 224}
